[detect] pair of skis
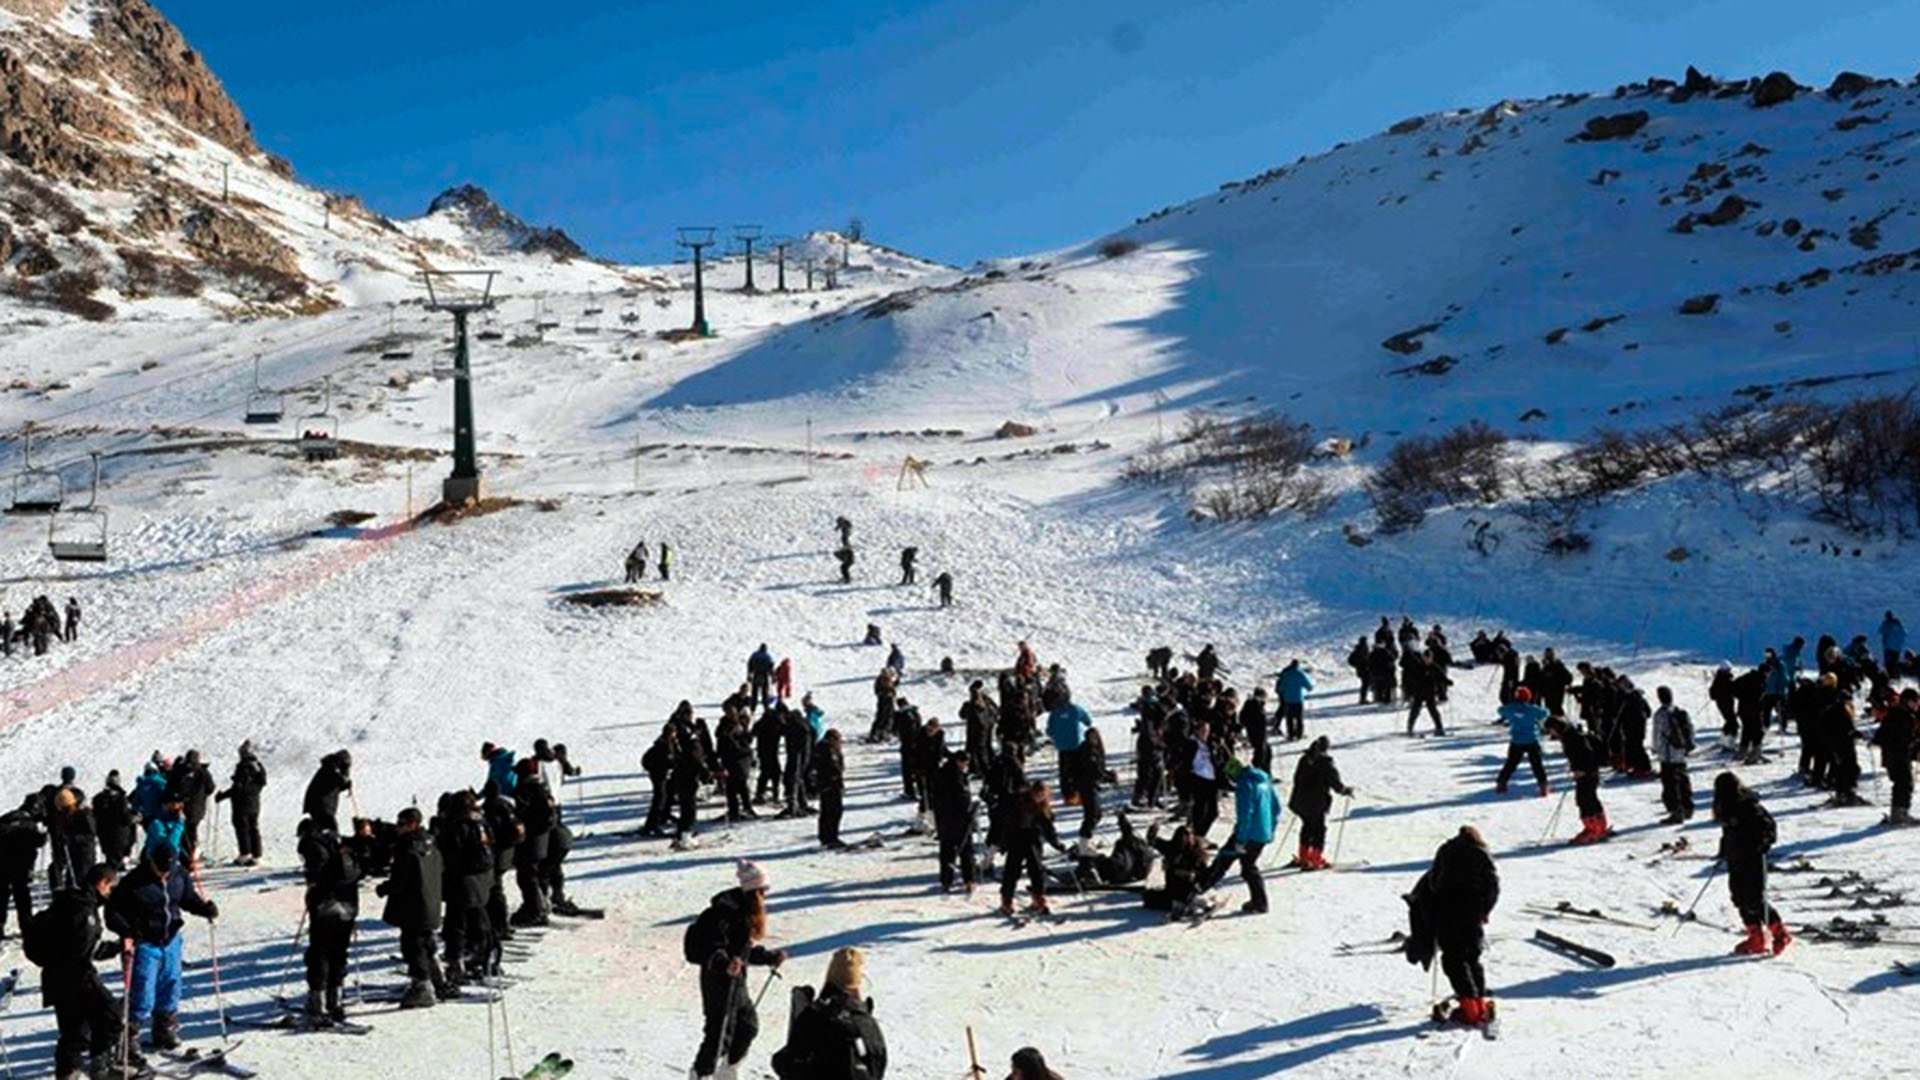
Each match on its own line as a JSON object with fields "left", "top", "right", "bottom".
{"left": 157, "top": 1042, "right": 256, "bottom": 1079}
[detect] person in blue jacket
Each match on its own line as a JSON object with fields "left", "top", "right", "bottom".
{"left": 1879, "top": 611, "right": 1906, "bottom": 675}
{"left": 1275, "top": 660, "right": 1315, "bottom": 742}
{"left": 1494, "top": 687, "right": 1550, "bottom": 797}
{"left": 104, "top": 843, "right": 217, "bottom": 1053}
{"left": 1200, "top": 759, "right": 1282, "bottom": 915}
{"left": 482, "top": 743, "right": 517, "bottom": 796}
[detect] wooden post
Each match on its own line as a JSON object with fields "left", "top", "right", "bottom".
{"left": 966, "top": 1026, "right": 985, "bottom": 1078}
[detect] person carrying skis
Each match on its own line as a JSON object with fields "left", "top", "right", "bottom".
{"left": 104, "top": 842, "right": 217, "bottom": 1051}
{"left": 378, "top": 806, "right": 451, "bottom": 1008}
{"left": 1201, "top": 758, "right": 1282, "bottom": 914}
{"left": 33, "top": 862, "right": 141, "bottom": 1079}
{"left": 1652, "top": 686, "right": 1696, "bottom": 824}
{"left": 1493, "top": 687, "right": 1549, "bottom": 796}
{"left": 1714, "top": 772, "right": 1790, "bottom": 956}
{"left": 1276, "top": 660, "right": 1313, "bottom": 743}
{"left": 1287, "top": 736, "right": 1351, "bottom": 871}
{"left": 1414, "top": 826, "right": 1500, "bottom": 1028}
{"left": 688, "top": 861, "right": 788, "bottom": 1080}
{"left": 1543, "top": 717, "right": 1609, "bottom": 844}
{"left": 933, "top": 571, "right": 953, "bottom": 609}
{"left": 216, "top": 740, "right": 267, "bottom": 867}
{"left": 1872, "top": 687, "right": 1918, "bottom": 825}
{"left": 773, "top": 946, "right": 887, "bottom": 1079}
{"left": 747, "top": 645, "right": 776, "bottom": 712}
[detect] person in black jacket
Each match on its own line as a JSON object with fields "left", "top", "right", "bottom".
{"left": 481, "top": 785, "right": 518, "bottom": 966}
{"left": 997, "top": 782, "right": 1066, "bottom": 917}
{"left": 104, "top": 842, "right": 217, "bottom": 1051}
{"left": 1287, "top": 737, "right": 1351, "bottom": 871}
{"left": 1404, "top": 653, "right": 1448, "bottom": 737}
{"left": 930, "top": 752, "right": 976, "bottom": 894}
{"left": 1367, "top": 642, "right": 1398, "bottom": 706}
{"left": 1543, "top": 718, "right": 1609, "bottom": 844}
{"left": 511, "top": 760, "right": 556, "bottom": 927}
{"left": 717, "top": 709, "right": 756, "bottom": 824}
{"left": 38, "top": 863, "right": 140, "bottom": 1079}
{"left": 378, "top": 807, "right": 451, "bottom": 1008}
{"left": 47, "top": 787, "right": 97, "bottom": 896}
{"left": 1240, "top": 689, "right": 1272, "bottom": 774}
{"left": 303, "top": 750, "right": 353, "bottom": 825}
{"left": 781, "top": 705, "right": 816, "bottom": 819}
{"left": 669, "top": 717, "right": 713, "bottom": 851}
{"left": 690, "top": 863, "right": 789, "bottom": 1080}
{"left": 216, "top": 741, "right": 267, "bottom": 867}
{"left": 812, "top": 730, "right": 848, "bottom": 849}
{"left": 1873, "top": 688, "right": 1919, "bottom": 825}
{"left": 94, "top": 770, "right": 136, "bottom": 871}
{"left": 0, "top": 797, "right": 43, "bottom": 937}
{"left": 434, "top": 790, "right": 493, "bottom": 987}
{"left": 1142, "top": 821, "right": 1209, "bottom": 915}
{"left": 1715, "top": 772, "right": 1789, "bottom": 956}
{"left": 641, "top": 724, "right": 675, "bottom": 837}
{"left": 167, "top": 751, "right": 217, "bottom": 863}
{"left": 1421, "top": 826, "right": 1499, "bottom": 1027}
{"left": 773, "top": 946, "right": 887, "bottom": 1080}
{"left": 751, "top": 708, "right": 785, "bottom": 808}
{"left": 295, "top": 817, "right": 361, "bottom": 1024}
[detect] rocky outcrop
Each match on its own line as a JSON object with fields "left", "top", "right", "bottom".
{"left": 95, "top": 0, "right": 258, "bottom": 156}
{"left": 1751, "top": 71, "right": 1801, "bottom": 108}
{"left": 427, "top": 184, "right": 589, "bottom": 260}
{"left": 1576, "top": 110, "right": 1650, "bottom": 141}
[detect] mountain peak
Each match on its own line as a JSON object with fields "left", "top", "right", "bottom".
{"left": 424, "top": 183, "right": 587, "bottom": 261}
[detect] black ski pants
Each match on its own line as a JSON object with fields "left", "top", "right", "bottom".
{"left": 1727, "top": 853, "right": 1780, "bottom": 928}
{"left": 400, "top": 925, "right": 444, "bottom": 989}
{"left": 305, "top": 917, "right": 352, "bottom": 993}
{"left": 1437, "top": 920, "right": 1487, "bottom": 1000}
{"left": 0, "top": 869, "right": 31, "bottom": 936}
{"left": 785, "top": 742, "right": 814, "bottom": 814}
{"left": 1133, "top": 747, "right": 1163, "bottom": 807}
{"left": 1280, "top": 702, "right": 1305, "bottom": 742}
{"left": 1407, "top": 694, "right": 1444, "bottom": 736}
{"left": 1203, "top": 838, "right": 1268, "bottom": 911}
{"left": 693, "top": 964, "right": 757, "bottom": 1075}
{"left": 49, "top": 968, "right": 120, "bottom": 1077}
{"left": 937, "top": 827, "right": 976, "bottom": 890}
{"left": 231, "top": 802, "right": 263, "bottom": 861}
{"left": 817, "top": 786, "right": 844, "bottom": 847}
{"left": 1495, "top": 743, "right": 1546, "bottom": 789}
{"left": 999, "top": 837, "right": 1047, "bottom": 905}
{"left": 1889, "top": 756, "right": 1913, "bottom": 815}
{"left": 1298, "top": 809, "right": 1328, "bottom": 851}
{"left": 1572, "top": 771, "right": 1603, "bottom": 819}
{"left": 1659, "top": 762, "right": 1693, "bottom": 819}
{"left": 755, "top": 748, "right": 782, "bottom": 803}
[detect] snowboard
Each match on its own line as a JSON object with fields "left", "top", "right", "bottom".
{"left": 1532, "top": 928, "right": 1617, "bottom": 968}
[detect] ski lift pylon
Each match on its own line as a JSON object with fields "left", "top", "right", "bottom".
{"left": 47, "top": 452, "right": 107, "bottom": 563}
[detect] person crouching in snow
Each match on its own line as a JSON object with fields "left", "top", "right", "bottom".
{"left": 1714, "top": 773, "right": 1790, "bottom": 957}
{"left": 689, "top": 861, "right": 788, "bottom": 1080}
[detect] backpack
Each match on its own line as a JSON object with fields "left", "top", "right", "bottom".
{"left": 22, "top": 904, "right": 58, "bottom": 967}
{"left": 682, "top": 903, "right": 726, "bottom": 966}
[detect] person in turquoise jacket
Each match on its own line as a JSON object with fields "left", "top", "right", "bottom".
{"left": 1494, "top": 687, "right": 1550, "bottom": 796}
{"left": 803, "top": 695, "right": 828, "bottom": 742}
{"left": 483, "top": 743, "right": 518, "bottom": 795}
{"left": 1200, "top": 760, "right": 1281, "bottom": 915}
{"left": 1275, "top": 660, "right": 1315, "bottom": 742}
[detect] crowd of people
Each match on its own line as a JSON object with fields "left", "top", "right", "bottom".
{"left": 2, "top": 595, "right": 82, "bottom": 658}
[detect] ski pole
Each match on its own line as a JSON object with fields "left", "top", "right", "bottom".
{"left": 1264, "top": 815, "right": 1298, "bottom": 870}
{"left": 207, "top": 919, "right": 229, "bottom": 1047}
{"left": 486, "top": 980, "right": 497, "bottom": 1080}
{"left": 498, "top": 978, "right": 517, "bottom": 1079}
{"left": 1672, "top": 860, "right": 1723, "bottom": 938}
{"left": 966, "top": 1025, "right": 986, "bottom": 1079}
{"left": 120, "top": 942, "right": 133, "bottom": 1080}
{"left": 276, "top": 909, "right": 307, "bottom": 1005}
{"left": 1536, "top": 790, "right": 1570, "bottom": 846}
{"left": 1331, "top": 794, "right": 1354, "bottom": 867}
{"left": 751, "top": 967, "right": 782, "bottom": 1009}
{"left": 211, "top": 800, "right": 220, "bottom": 866}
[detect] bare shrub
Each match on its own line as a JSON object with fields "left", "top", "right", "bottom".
{"left": 1366, "top": 421, "right": 1506, "bottom": 532}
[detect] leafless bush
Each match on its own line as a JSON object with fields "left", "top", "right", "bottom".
{"left": 1366, "top": 421, "right": 1506, "bottom": 532}
{"left": 1802, "top": 394, "right": 1920, "bottom": 534}
{"left": 1128, "top": 411, "right": 1330, "bottom": 522}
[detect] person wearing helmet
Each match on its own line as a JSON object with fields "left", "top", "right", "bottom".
{"left": 1494, "top": 688, "right": 1549, "bottom": 796}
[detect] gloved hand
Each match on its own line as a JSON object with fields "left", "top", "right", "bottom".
{"left": 204, "top": 901, "right": 220, "bottom": 921}
{"left": 93, "top": 940, "right": 121, "bottom": 961}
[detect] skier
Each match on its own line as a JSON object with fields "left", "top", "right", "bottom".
{"left": 997, "top": 782, "right": 1067, "bottom": 917}
{"left": 216, "top": 740, "right": 267, "bottom": 867}
{"left": 481, "top": 742, "right": 519, "bottom": 796}
{"left": 1493, "top": 687, "right": 1549, "bottom": 796}
{"left": 1287, "top": 736, "right": 1351, "bottom": 871}
{"left": 1613, "top": 677, "right": 1655, "bottom": 779}
{"left": 1543, "top": 717, "right": 1610, "bottom": 844}
{"left": 168, "top": 751, "right": 216, "bottom": 863}
{"left": 34, "top": 863, "right": 141, "bottom": 1079}
{"left": 1871, "top": 687, "right": 1918, "bottom": 825}
{"left": 811, "top": 730, "right": 847, "bottom": 849}
{"left": 627, "top": 541, "right": 649, "bottom": 583}
{"left": 1046, "top": 696, "right": 1093, "bottom": 826}
{"left": 104, "top": 842, "right": 217, "bottom": 1051}
{"left": 1276, "top": 660, "right": 1313, "bottom": 743}
{"left": 751, "top": 708, "right": 784, "bottom": 808}
{"left": 717, "top": 710, "right": 756, "bottom": 824}
{"left": 1404, "top": 651, "right": 1448, "bottom": 736}
{"left": 834, "top": 515, "right": 852, "bottom": 548}
{"left": 1709, "top": 662, "right": 1738, "bottom": 743}
{"left": 295, "top": 815, "right": 361, "bottom": 1023}
{"left": 1412, "top": 826, "right": 1500, "bottom": 1028}
{"left": 1714, "top": 772, "right": 1790, "bottom": 956}
{"left": 898, "top": 546, "right": 918, "bottom": 586}
{"left": 1185, "top": 720, "right": 1225, "bottom": 839}
{"left": 772, "top": 946, "right": 887, "bottom": 1079}
{"left": 1347, "top": 637, "right": 1372, "bottom": 704}
{"left": 747, "top": 645, "right": 776, "bottom": 712}
{"left": 1651, "top": 687, "right": 1696, "bottom": 824}
{"left": 1143, "top": 821, "right": 1209, "bottom": 916}
{"left": 886, "top": 643, "right": 906, "bottom": 678}
{"left": 302, "top": 750, "right": 353, "bottom": 825}
{"left": 933, "top": 570, "right": 953, "bottom": 609}
{"left": 781, "top": 704, "right": 816, "bottom": 819}
{"left": 62, "top": 597, "right": 80, "bottom": 643}
{"left": 687, "top": 861, "right": 788, "bottom": 1080}
{"left": 773, "top": 657, "right": 794, "bottom": 703}
{"left": 1146, "top": 645, "right": 1174, "bottom": 681}
{"left": 46, "top": 787, "right": 96, "bottom": 896}
{"left": 1195, "top": 644, "right": 1222, "bottom": 684}
{"left": 1367, "top": 642, "right": 1398, "bottom": 706}
{"left": 836, "top": 546, "right": 855, "bottom": 584}
{"left": 1536, "top": 648, "right": 1573, "bottom": 715}
{"left": 1817, "top": 673, "right": 1867, "bottom": 807}
{"left": 960, "top": 681, "right": 998, "bottom": 775}
{"left": 659, "top": 542, "right": 673, "bottom": 582}
{"left": 378, "top": 806, "right": 451, "bottom": 1008}
{"left": 669, "top": 715, "right": 714, "bottom": 850}
{"left": 0, "top": 797, "right": 40, "bottom": 938}
{"left": 1201, "top": 758, "right": 1282, "bottom": 914}
{"left": 868, "top": 668, "right": 898, "bottom": 744}
{"left": 434, "top": 790, "right": 493, "bottom": 988}
{"left": 94, "top": 771, "right": 135, "bottom": 871}
{"left": 930, "top": 751, "right": 977, "bottom": 894}
{"left": 510, "top": 760, "right": 556, "bottom": 926}
{"left": 1008, "top": 1047, "right": 1065, "bottom": 1080}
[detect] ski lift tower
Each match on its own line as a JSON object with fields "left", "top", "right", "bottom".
{"left": 734, "top": 225, "right": 763, "bottom": 293}
{"left": 421, "top": 269, "right": 499, "bottom": 507}
{"left": 677, "top": 227, "right": 716, "bottom": 336}
{"left": 770, "top": 236, "right": 793, "bottom": 292}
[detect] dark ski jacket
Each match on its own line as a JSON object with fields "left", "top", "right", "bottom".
{"left": 778, "top": 984, "right": 888, "bottom": 1080}
{"left": 297, "top": 825, "right": 362, "bottom": 926}
{"left": 1287, "top": 745, "right": 1349, "bottom": 820}
{"left": 1716, "top": 790, "right": 1776, "bottom": 864}
{"left": 218, "top": 753, "right": 267, "bottom": 813}
{"left": 303, "top": 755, "right": 352, "bottom": 826}
{"left": 34, "top": 887, "right": 107, "bottom": 1004}
{"left": 106, "top": 862, "right": 215, "bottom": 947}
{"left": 379, "top": 831, "right": 444, "bottom": 932}
{"left": 696, "top": 887, "right": 780, "bottom": 975}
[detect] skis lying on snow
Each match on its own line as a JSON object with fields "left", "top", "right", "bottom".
{"left": 158, "top": 1042, "right": 257, "bottom": 1079}
{"left": 1532, "top": 929, "right": 1617, "bottom": 968}
{"left": 1801, "top": 915, "right": 1920, "bottom": 946}
{"left": 507, "top": 1051, "right": 574, "bottom": 1079}
{"left": 1891, "top": 960, "right": 1920, "bottom": 978}
{"left": 1334, "top": 932, "right": 1406, "bottom": 956}
{"left": 226, "top": 1008, "right": 373, "bottom": 1036}
{"left": 1522, "top": 901, "right": 1657, "bottom": 931}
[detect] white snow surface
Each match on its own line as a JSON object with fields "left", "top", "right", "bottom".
{"left": 0, "top": 69, "right": 1916, "bottom": 1080}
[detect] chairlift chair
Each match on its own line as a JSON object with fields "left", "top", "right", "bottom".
{"left": 477, "top": 312, "right": 505, "bottom": 342}
{"left": 243, "top": 357, "right": 284, "bottom": 424}
{"left": 582, "top": 289, "right": 605, "bottom": 317}
{"left": 379, "top": 306, "right": 414, "bottom": 360}
{"left": 8, "top": 425, "right": 64, "bottom": 514}
{"left": 299, "top": 379, "right": 342, "bottom": 462}
{"left": 47, "top": 453, "right": 107, "bottom": 563}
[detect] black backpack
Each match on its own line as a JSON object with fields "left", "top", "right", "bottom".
{"left": 682, "top": 904, "right": 726, "bottom": 965}
{"left": 22, "top": 904, "right": 58, "bottom": 967}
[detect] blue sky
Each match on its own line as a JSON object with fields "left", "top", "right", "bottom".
{"left": 170, "top": 0, "right": 1919, "bottom": 266}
